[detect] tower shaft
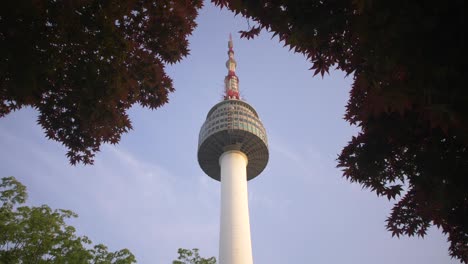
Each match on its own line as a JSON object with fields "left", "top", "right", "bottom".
{"left": 219, "top": 150, "right": 253, "bottom": 264}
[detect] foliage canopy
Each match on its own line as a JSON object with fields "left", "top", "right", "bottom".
{"left": 0, "top": 0, "right": 203, "bottom": 164}
{"left": 0, "top": 176, "right": 136, "bottom": 263}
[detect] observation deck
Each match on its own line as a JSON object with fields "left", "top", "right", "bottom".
{"left": 197, "top": 99, "right": 269, "bottom": 181}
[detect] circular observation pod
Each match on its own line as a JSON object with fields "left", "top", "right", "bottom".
{"left": 198, "top": 100, "right": 269, "bottom": 181}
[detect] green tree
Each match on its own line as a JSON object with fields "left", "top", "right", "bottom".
{"left": 0, "top": 176, "right": 135, "bottom": 263}
{"left": 173, "top": 248, "right": 216, "bottom": 264}
{"left": 0, "top": 0, "right": 203, "bottom": 165}
{"left": 212, "top": 0, "right": 467, "bottom": 262}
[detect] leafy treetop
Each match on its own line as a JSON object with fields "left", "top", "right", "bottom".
{"left": 0, "top": 176, "right": 136, "bottom": 263}
{"left": 0, "top": 0, "right": 203, "bottom": 165}
{"left": 173, "top": 248, "right": 216, "bottom": 264}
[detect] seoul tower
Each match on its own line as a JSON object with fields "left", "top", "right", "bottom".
{"left": 197, "top": 36, "right": 269, "bottom": 264}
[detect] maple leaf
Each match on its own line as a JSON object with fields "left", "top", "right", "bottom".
{"left": 239, "top": 26, "right": 261, "bottom": 40}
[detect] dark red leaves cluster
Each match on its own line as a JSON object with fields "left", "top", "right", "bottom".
{"left": 1, "top": 0, "right": 203, "bottom": 164}
{"left": 239, "top": 26, "right": 261, "bottom": 40}
{"left": 212, "top": 1, "right": 467, "bottom": 261}
{"left": 309, "top": 55, "right": 330, "bottom": 77}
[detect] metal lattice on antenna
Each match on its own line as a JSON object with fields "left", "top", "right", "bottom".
{"left": 224, "top": 33, "right": 240, "bottom": 100}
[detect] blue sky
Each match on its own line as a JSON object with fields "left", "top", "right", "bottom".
{"left": 0, "top": 3, "right": 459, "bottom": 264}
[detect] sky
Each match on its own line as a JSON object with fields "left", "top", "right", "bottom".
{"left": 0, "top": 2, "right": 460, "bottom": 264}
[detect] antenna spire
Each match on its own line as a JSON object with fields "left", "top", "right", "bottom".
{"left": 224, "top": 34, "right": 239, "bottom": 100}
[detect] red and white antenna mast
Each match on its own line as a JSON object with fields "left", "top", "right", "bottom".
{"left": 224, "top": 34, "right": 240, "bottom": 100}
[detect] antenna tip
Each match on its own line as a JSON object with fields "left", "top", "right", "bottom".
{"left": 228, "top": 33, "right": 234, "bottom": 49}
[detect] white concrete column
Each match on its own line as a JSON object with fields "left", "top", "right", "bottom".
{"left": 219, "top": 150, "right": 253, "bottom": 264}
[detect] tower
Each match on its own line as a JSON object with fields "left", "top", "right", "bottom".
{"left": 197, "top": 36, "right": 269, "bottom": 264}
